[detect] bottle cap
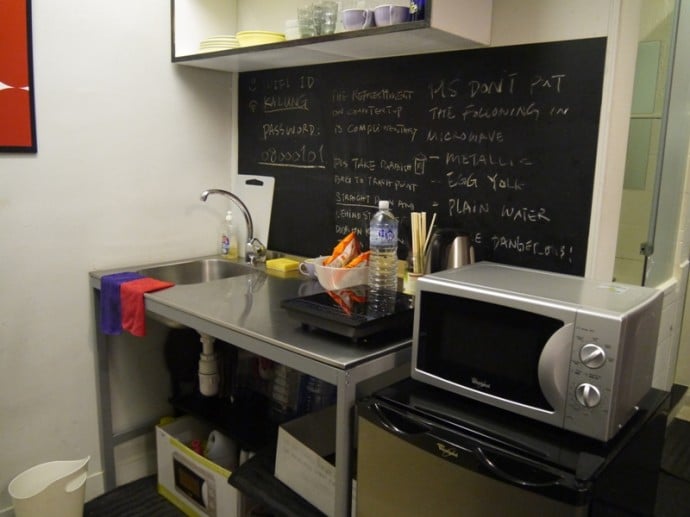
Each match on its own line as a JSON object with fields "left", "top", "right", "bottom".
{"left": 379, "top": 200, "right": 390, "bottom": 209}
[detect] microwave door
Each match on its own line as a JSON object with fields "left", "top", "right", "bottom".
{"left": 412, "top": 290, "right": 570, "bottom": 428}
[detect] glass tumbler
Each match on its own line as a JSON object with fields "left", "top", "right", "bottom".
{"left": 320, "top": 1, "right": 338, "bottom": 34}
{"left": 297, "top": 5, "right": 316, "bottom": 38}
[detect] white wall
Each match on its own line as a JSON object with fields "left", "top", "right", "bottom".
{"left": 0, "top": 0, "right": 233, "bottom": 512}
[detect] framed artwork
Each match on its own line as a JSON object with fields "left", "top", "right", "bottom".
{"left": 0, "top": 0, "right": 36, "bottom": 152}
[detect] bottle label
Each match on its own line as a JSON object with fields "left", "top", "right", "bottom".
{"left": 370, "top": 227, "right": 397, "bottom": 247}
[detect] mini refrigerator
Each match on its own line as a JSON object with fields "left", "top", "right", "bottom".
{"left": 356, "top": 379, "right": 671, "bottom": 517}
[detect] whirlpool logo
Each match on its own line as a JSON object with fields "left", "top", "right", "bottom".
{"left": 436, "top": 442, "right": 459, "bottom": 459}
{"left": 471, "top": 377, "right": 491, "bottom": 390}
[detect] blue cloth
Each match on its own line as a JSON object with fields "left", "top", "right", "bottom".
{"left": 100, "top": 272, "right": 144, "bottom": 335}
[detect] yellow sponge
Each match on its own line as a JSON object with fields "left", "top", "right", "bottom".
{"left": 266, "top": 258, "right": 300, "bottom": 272}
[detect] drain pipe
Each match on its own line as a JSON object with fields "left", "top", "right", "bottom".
{"left": 198, "top": 332, "right": 219, "bottom": 396}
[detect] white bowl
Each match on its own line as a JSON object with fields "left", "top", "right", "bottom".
{"left": 313, "top": 258, "right": 369, "bottom": 290}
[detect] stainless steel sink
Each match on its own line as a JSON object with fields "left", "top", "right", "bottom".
{"left": 134, "top": 252, "right": 297, "bottom": 328}
{"left": 138, "top": 258, "right": 255, "bottom": 285}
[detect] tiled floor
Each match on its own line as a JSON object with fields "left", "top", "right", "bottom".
{"left": 84, "top": 419, "right": 690, "bottom": 516}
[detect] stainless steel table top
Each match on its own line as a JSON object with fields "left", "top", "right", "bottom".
{"left": 90, "top": 255, "right": 411, "bottom": 370}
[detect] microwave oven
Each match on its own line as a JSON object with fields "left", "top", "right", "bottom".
{"left": 172, "top": 451, "right": 217, "bottom": 516}
{"left": 411, "top": 262, "right": 663, "bottom": 441}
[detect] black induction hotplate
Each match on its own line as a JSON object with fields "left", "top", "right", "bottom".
{"left": 281, "top": 286, "right": 414, "bottom": 340}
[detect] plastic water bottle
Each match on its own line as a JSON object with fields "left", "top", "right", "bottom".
{"left": 368, "top": 200, "right": 398, "bottom": 292}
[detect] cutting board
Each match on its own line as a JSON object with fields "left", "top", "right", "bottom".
{"left": 233, "top": 175, "right": 275, "bottom": 255}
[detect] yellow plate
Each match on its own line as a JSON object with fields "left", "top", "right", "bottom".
{"left": 236, "top": 31, "right": 284, "bottom": 37}
{"left": 236, "top": 30, "right": 286, "bottom": 46}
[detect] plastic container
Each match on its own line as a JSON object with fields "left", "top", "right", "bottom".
{"left": 220, "top": 210, "right": 238, "bottom": 259}
{"left": 9, "top": 456, "right": 90, "bottom": 517}
{"left": 368, "top": 200, "right": 398, "bottom": 292}
{"left": 313, "top": 257, "right": 369, "bottom": 290}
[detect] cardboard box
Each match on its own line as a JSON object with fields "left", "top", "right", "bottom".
{"left": 156, "top": 416, "right": 244, "bottom": 517}
{"left": 274, "top": 405, "right": 356, "bottom": 516}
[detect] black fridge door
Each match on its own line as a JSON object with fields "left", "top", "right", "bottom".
{"left": 356, "top": 398, "right": 590, "bottom": 517}
{"left": 357, "top": 380, "right": 671, "bottom": 517}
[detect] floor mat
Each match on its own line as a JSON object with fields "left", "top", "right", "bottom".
{"left": 84, "top": 475, "right": 184, "bottom": 517}
{"left": 662, "top": 418, "right": 690, "bottom": 482}
{"left": 655, "top": 472, "right": 690, "bottom": 517}
{"left": 83, "top": 418, "right": 690, "bottom": 517}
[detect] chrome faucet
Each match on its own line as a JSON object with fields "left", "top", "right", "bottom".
{"left": 200, "top": 189, "right": 267, "bottom": 265}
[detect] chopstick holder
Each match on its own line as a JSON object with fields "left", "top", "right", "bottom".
{"left": 410, "top": 211, "right": 437, "bottom": 274}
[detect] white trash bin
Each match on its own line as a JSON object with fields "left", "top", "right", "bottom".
{"left": 9, "top": 456, "right": 90, "bottom": 517}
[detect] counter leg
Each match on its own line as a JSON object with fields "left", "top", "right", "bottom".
{"left": 334, "top": 370, "right": 355, "bottom": 517}
{"left": 93, "top": 289, "right": 117, "bottom": 491}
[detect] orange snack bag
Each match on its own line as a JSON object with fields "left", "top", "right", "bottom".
{"left": 323, "top": 231, "right": 361, "bottom": 268}
{"left": 327, "top": 286, "right": 367, "bottom": 315}
{"left": 345, "top": 251, "right": 370, "bottom": 268}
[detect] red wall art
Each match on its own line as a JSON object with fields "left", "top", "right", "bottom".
{"left": 0, "top": 0, "right": 36, "bottom": 152}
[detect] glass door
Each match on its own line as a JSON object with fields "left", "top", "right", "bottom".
{"left": 614, "top": 0, "right": 682, "bottom": 286}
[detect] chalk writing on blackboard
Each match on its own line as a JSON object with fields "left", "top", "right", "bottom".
{"left": 238, "top": 38, "right": 606, "bottom": 275}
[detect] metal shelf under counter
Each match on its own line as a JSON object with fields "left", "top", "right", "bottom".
{"left": 90, "top": 257, "right": 412, "bottom": 517}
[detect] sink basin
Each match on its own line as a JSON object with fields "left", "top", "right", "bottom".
{"left": 139, "top": 258, "right": 255, "bottom": 285}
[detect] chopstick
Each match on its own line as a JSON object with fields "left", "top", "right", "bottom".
{"left": 423, "top": 213, "right": 437, "bottom": 255}
{"left": 411, "top": 212, "right": 420, "bottom": 273}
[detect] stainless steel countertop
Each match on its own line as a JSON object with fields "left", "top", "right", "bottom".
{"left": 90, "top": 255, "right": 412, "bottom": 371}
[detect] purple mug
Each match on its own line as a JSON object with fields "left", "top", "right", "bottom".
{"left": 374, "top": 4, "right": 410, "bottom": 26}
{"left": 342, "top": 8, "right": 375, "bottom": 30}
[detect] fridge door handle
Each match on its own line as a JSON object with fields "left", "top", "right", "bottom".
{"left": 474, "top": 446, "right": 563, "bottom": 488}
{"left": 371, "top": 402, "right": 432, "bottom": 435}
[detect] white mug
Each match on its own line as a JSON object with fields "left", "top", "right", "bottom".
{"left": 298, "top": 279, "right": 323, "bottom": 297}
{"left": 299, "top": 257, "right": 324, "bottom": 278}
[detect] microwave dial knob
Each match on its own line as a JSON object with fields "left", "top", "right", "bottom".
{"left": 580, "top": 343, "right": 606, "bottom": 369}
{"left": 575, "top": 383, "right": 601, "bottom": 408}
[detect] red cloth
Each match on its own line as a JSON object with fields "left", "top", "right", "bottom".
{"left": 120, "top": 278, "right": 174, "bottom": 336}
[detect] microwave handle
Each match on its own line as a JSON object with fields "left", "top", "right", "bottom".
{"left": 473, "top": 446, "right": 563, "bottom": 488}
{"left": 538, "top": 322, "right": 575, "bottom": 411}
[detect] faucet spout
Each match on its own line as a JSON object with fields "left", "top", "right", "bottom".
{"left": 200, "top": 188, "right": 266, "bottom": 264}
{"left": 201, "top": 189, "right": 254, "bottom": 240}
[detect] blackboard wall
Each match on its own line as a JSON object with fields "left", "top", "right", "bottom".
{"left": 238, "top": 38, "right": 606, "bottom": 275}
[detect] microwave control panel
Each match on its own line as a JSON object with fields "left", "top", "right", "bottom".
{"left": 565, "top": 311, "right": 621, "bottom": 439}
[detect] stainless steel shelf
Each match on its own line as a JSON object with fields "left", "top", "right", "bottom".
{"left": 173, "top": 22, "right": 488, "bottom": 72}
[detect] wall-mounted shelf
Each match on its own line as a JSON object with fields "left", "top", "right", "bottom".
{"left": 171, "top": 0, "right": 492, "bottom": 72}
